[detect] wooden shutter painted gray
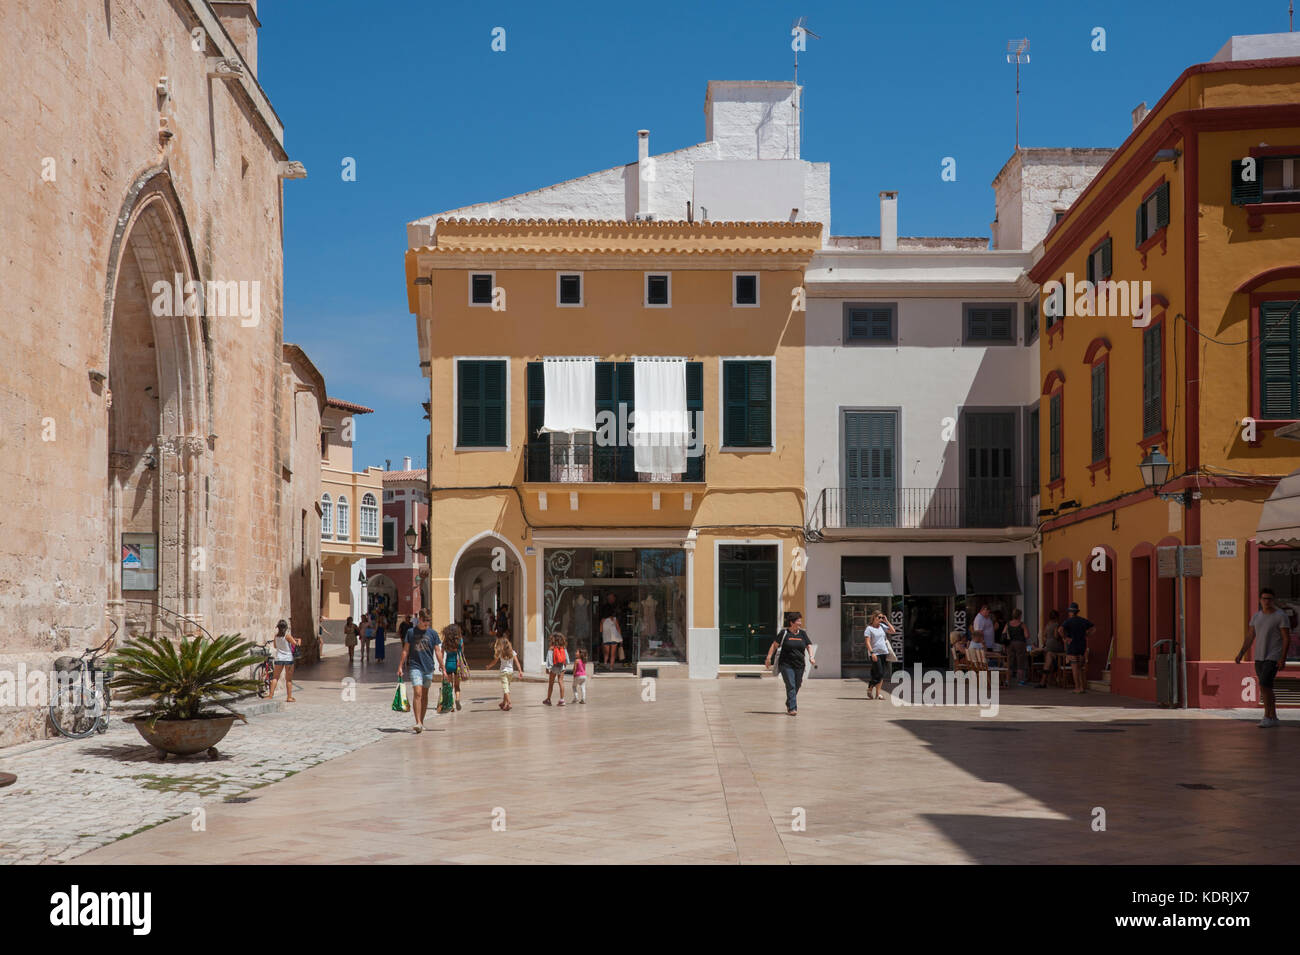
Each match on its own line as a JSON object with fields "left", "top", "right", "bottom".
{"left": 1090, "top": 362, "right": 1107, "bottom": 462}
{"left": 1142, "top": 324, "right": 1162, "bottom": 437}
{"left": 1260, "top": 301, "right": 1299, "bottom": 419}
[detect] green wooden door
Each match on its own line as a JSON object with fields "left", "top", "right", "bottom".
{"left": 719, "top": 546, "right": 778, "bottom": 664}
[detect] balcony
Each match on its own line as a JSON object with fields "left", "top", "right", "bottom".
{"left": 524, "top": 443, "right": 706, "bottom": 484}
{"left": 810, "top": 486, "right": 1036, "bottom": 532}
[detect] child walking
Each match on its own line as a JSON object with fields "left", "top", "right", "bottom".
{"left": 572, "top": 648, "right": 588, "bottom": 704}
{"left": 440, "top": 624, "right": 466, "bottom": 712}
{"left": 486, "top": 636, "right": 521, "bottom": 710}
{"left": 544, "top": 632, "right": 569, "bottom": 706}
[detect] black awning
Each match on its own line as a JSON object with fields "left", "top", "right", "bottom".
{"left": 966, "top": 555, "right": 1022, "bottom": 595}
{"left": 903, "top": 556, "right": 956, "bottom": 596}
{"left": 841, "top": 556, "right": 890, "bottom": 598}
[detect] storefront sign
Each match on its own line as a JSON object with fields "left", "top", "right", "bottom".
{"left": 1217, "top": 539, "right": 1237, "bottom": 559}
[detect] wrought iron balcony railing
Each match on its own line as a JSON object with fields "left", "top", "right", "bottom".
{"left": 810, "top": 485, "right": 1036, "bottom": 531}
{"left": 525, "top": 443, "right": 706, "bottom": 484}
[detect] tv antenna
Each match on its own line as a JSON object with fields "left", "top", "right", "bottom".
{"left": 1005, "top": 38, "right": 1030, "bottom": 150}
{"left": 791, "top": 16, "right": 820, "bottom": 158}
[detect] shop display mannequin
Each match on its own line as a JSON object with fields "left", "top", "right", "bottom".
{"left": 574, "top": 594, "right": 591, "bottom": 645}
{"left": 639, "top": 594, "right": 658, "bottom": 639}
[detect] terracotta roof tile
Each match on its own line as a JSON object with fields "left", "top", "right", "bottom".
{"left": 326, "top": 397, "right": 375, "bottom": 414}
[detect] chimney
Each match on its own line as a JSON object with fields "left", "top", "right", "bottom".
{"left": 403, "top": 456, "right": 412, "bottom": 471}
{"left": 636, "top": 130, "right": 652, "bottom": 220}
{"left": 879, "top": 191, "right": 898, "bottom": 251}
{"left": 1131, "top": 102, "right": 1149, "bottom": 130}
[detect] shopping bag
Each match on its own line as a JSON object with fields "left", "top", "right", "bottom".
{"left": 391, "top": 681, "right": 410, "bottom": 712}
{"left": 438, "top": 681, "right": 455, "bottom": 713}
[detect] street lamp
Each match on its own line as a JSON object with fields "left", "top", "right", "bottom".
{"left": 405, "top": 526, "right": 420, "bottom": 615}
{"left": 1137, "top": 447, "right": 1172, "bottom": 490}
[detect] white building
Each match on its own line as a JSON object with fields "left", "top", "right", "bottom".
{"left": 804, "top": 148, "right": 1112, "bottom": 677}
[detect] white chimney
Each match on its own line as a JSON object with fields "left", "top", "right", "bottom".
{"left": 636, "top": 130, "right": 652, "bottom": 220}
{"left": 1131, "top": 101, "right": 1149, "bottom": 130}
{"left": 879, "top": 191, "right": 898, "bottom": 251}
{"left": 403, "top": 456, "right": 412, "bottom": 471}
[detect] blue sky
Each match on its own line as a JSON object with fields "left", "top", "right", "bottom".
{"left": 261, "top": 0, "right": 1289, "bottom": 470}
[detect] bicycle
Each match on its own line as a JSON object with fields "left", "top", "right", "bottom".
{"left": 251, "top": 640, "right": 275, "bottom": 698}
{"left": 49, "top": 622, "right": 118, "bottom": 739}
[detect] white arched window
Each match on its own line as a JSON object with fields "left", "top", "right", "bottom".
{"left": 321, "top": 493, "right": 333, "bottom": 539}
{"left": 360, "top": 493, "right": 379, "bottom": 542}
{"left": 336, "top": 495, "right": 349, "bottom": 542}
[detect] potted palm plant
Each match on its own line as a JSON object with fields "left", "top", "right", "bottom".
{"left": 111, "top": 632, "right": 262, "bottom": 760}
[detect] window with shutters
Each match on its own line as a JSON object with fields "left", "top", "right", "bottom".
{"left": 1086, "top": 236, "right": 1112, "bottom": 283}
{"left": 645, "top": 273, "right": 671, "bottom": 307}
{"left": 469, "top": 272, "right": 494, "bottom": 306}
{"left": 721, "top": 359, "right": 773, "bottom": 449}
{"left": 1027, "top": 406, "right": 1040, "bottom": 492}
{"left": 1090, "top": 360, "right": 1108, "bottom": 464}
{"left": 557, "top": 273, "right": 583, "bottom": 306}
{"left": 1024, "top": 300, "right": 1039, "bottom": 345}
{"left": 1142, "top": 322, "right": 1163, "bottom": 438}
{"left": 1259, "top": 300, "right": 1300, "bottom": 420}
{"left": 843, "top": 303, "right": 897, "bottom": 345}
{"left": 733, "top": 273, "right": 759, "bottom": 307}
{"left": 1048, "top": 392, "right": 1062, "bottom": 483}
{"left": 456, "top": 359, "right": 508, "bottom": 448}
{"left": 1136, "top": 181, "right": 1170, "bottom": 246}
{"left": 1233, "top": 155, "right": 1300, "bottom": 205}
{"left": 963, "top": 303, "right": 1016, "bottom": 344}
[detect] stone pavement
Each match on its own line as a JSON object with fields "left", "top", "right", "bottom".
{"left": 3, "top": 650, "right": 1286, "bottom": 865}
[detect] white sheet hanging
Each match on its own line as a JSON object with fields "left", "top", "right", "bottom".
{"left": 540, "top": 357, "right": 596, "bottom": 434}
{"left": 632, "top": 357, "right": 689, "bottom": 475}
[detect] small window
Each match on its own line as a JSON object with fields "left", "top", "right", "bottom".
{"left": 733, "top": 273, "right": 759, "bottom": 307}
{"left": 336, "top": 495, "right": 349, "bottom": 540}
{"left": 470, "top": 272, "right": 494, "bottom": 306}
{"left": 1054, "top": 210, "right": 1067, "bottom": 225}
{"left": 321, "top": 493, "right": 333, "bottom": 539}
{"left": 360, "top": 493, "right": 379, "bottom": 542}
{"left": 963, "top": 304, "right": 1016, "bottom": 344}
{"left": 645, "top": 273, "right": 670, "bottom": 307}
{"left": 382, "top": 519, "right": 396, "bottom": 554}
{"left": 1261, "top": 156, "right": 1300, "bottom": 202}
{"left": 557, "top": 273, "right": 583, "bottom": 306}
{"left": 1136, "top": 182, "right": 1170, "bottom": 245}
{"left": 843, "top": 303, "right": 897, "bottom": 345}
{"left": 1086, "top": 237, "right": 1112, "bottom": 283}
{"left": 1024, "top": 300, "right": 1039, "bottom": 345}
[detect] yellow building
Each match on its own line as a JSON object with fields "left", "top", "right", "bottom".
{"left": 406, "top": 218, "right": 820, "bottom": 675}
{"left": 320, "top": 397, "right": 384, "bottom": 626}
{"left": 1029, "top": 44, "right": 1300, "bottom": 706}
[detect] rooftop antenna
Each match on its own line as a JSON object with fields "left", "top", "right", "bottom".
{"left": 791, "top": 16, "right": 820, "bottom": 158}
{"left": 1291, "top": 0, "right": 1294, "bottom": 30}
{"left": 1005, "top": 38, "right": 1031, "bottom": 151}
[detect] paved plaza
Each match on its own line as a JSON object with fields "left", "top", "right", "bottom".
{"left": 2, "top": 648, "right": 1297, "bottom": 865}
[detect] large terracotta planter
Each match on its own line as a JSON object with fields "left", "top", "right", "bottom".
{"left": 128, "top": 714, "right": 238, "bottom": 760}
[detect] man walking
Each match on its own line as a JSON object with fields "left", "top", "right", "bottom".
{"left": 396, "top": 609, "right": 444, "bottom": 733}
{"left": 1236, "top": 588, "right": 1292, "bottom": 728}
{"left": 1060, "top": 602, "right": 1095, "bottom": 694}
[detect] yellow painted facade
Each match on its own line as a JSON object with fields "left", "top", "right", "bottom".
{"left": 408, "top": 219, "right": 820, "bottom": 674}
{"left": 1032, "top": 57, "right": 1300, "bottom": 705}
{"left": 320, "top": 402, "right": 383, "bottom": 621}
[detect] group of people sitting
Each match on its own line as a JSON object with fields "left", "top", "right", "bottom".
{"left": 950, "top": 602, "right": 1091, "bottom": 690}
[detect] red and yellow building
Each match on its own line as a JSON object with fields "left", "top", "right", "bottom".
{"left": 1030, "top": 50, "right": 1300, "bottom": 706}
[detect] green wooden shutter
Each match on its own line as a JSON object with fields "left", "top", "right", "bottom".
{"left": 1086, "top": 250, "right": 1095, "bottom": 284}
{"left": 526, "top": 362, "right": 545, "bottom": 477}
{"left": 1135, "top": 203, "right": 1145, "bottom": 247}
{"left": 1260, "top": 301, "right": 1299, "bottom": 418}
{"left": 1142, "top": 324, "right": 1162, "bottom": 437}
{"left": 1231, "top": 159, "right": 1263, "bottom": 205}
{"left": 1028, "top": 407, "right": 1040, "bottom": 491}
{"left": 685, "top": 361, "right": 703, "bottom": 480}
{"left": 1100, "top": 237, "right": 1112, "bottom": 279}
{"left": 746, "top": 361, "right": 771, "bottom": 446}
{"left": 723, "top": 361, "right": 749, "bottom": 447}
{"left": 482, "top": 360, "right": 506, "bottom": 446}
{"left": 1090, "top": 362, "right": 1106, "bottom": 462}
{"left": 1155, "top": 182, "right": 1171, "bottom": 230}
{"left": 458, "top": 361, "right": 483, "bottom": 446}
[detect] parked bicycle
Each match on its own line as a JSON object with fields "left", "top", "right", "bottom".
{"left": 251, "top": 640, "right": 275, "bottom": 698}
{"left": 49, "top": 621, "right": 118, "bottom": 739}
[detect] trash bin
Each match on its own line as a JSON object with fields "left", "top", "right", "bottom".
{"left": 1154, "top": 639, "right": 1176, "bottom": 707}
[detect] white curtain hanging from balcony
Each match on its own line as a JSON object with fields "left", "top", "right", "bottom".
{"left": 540, "top": 357, "right": 596, "bottom": 434}
{"left": 632, "top": 357, "right": 689, "bottom": 475}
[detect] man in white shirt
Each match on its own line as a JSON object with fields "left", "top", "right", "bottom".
{"left": 971, "top": 604, "right": 995, "bottom": 648}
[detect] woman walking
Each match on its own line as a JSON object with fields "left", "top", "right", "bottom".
{"left": 600, "top": 608, "right": 622, "bottom": 670}
{"left": 864, "top": 611, "right": 897, "bottom": 700}
{"left": 764, "top": 613, "right": 816, "bottom": 715}
{"left": 374, "top": 612, "right": 386, "bottom": 663}
{"left": 343, "top": 616, "right": 358, "bottom": 665}
{"left": 361, "top": 613, "right": 374, "bottom": 664}
{"left": 266, "top": 619, "right": 300, "bottom": 703}
{"left": 544, "top": 632, "right": 569, "bottom": 706}
{"left": 441, "top": 624, "right": 466, "bottom": 711}
{"left": 1006, "top": 608, "right": 1031, "bottom": 686}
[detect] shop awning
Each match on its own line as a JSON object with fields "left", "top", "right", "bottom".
{"left": 966, "top": 555, "right": 1022, "bottom": 595}
{"left": 1259, "top": 468, "right": 1300, "bottom": 546}
{"left": 903, "top": 556, "right": 956, "bottom": 596}
{"left": 842, "top": 555, "right": 891, "bottom": 596}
